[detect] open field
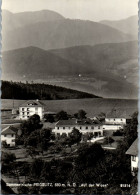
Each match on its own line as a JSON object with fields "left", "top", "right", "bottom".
{"left": 2, "top": 98, "right": 138, "bottom": 117}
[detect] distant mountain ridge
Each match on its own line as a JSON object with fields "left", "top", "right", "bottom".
{"left": 2, "top": 10, "right": 138, "bottom": 99}
{"left": 2, "top": 41, "right": 138, "bottom": 99}
{"left": 2, "top": 10, "right": 135, "bottom": 51}
{"left": 2, "top": 9, "right": 65, "bottom": 32}
{"left": 100, "top": 15, "right": 138, "bottom": 38}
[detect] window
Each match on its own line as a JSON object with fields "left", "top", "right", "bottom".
{"left": 27, "top": 112, "right": 29, "bottom": 115}
{"left": 98, "top": 126, "right": 100, "bottom": 129}
{"left": 4, "top": 135, "right": 6, "bottom": 137}
{"left": 132, "top": 167, "right": 138, "bottom": 176}
{"left": 22, "top": 108, "right": 24, "bottom": 111}
{"left": 91, "top": 126, "right": 94, "bottom": 129}
{"left": 86, "top": 127, "right": 88, "bottom": 129}
{"left": 12, "top": 139, "right": 15, "bottom": 142}
{"left": 121, "top": 119, "right": 123, "bottom": 121}
{"left": 27, "top": 108, "right": 29, "bottom": 111}
{"left": 114, "top": 119, "right": 115, "bottom": 121}
{"left": 132, "top": 167, "right": 138, "bottom": 172}
{"left": 22, "top": 112, "right": 25, "bottom": 115}
{"left": 132, "top": 155, "right": 136, "bottom": 161}
{"left": 80, "top": 127, "right": 82, "bottom": 129}
{"left": 69, "top": 127, "right": 71, "bottom": 129}
{"left": 57, "top": 127, "right": 59, "bottom": 130}
{"left": 11, "top": 134, "right": 14, "bottom": 137}
{"left": 63, "top": 127, "right": 65, "bottom": 129}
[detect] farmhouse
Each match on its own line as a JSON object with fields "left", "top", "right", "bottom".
{"left": 103, "top": 110, "right": 131, "bottom": 131}
{"left": 126, "top": 138, "right": 138, "bottom": 176}
{"left": 53, "top": 118, "right": 103, "bottom": 136}
{"left": 19, "top": 100, "right": 45, "bottom": 120}
{"left": 1, "top": 126, "right": 16, "bottom": 147}
{"left": 105, "top": 110, "right": 127, "bottom": 125}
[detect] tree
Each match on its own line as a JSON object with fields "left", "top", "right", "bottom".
{"left": 24, "top": 130, "right": 40, "bottom": 147}
{"left": 2, "top": 141, "right": 8, "bottom": 148}
{"left": 39, "top": 128, "right": 52, "bottom": 151}
{"left": 30, "top": 158, "right": 45, "bottom": 179}
{"left": 29, "top": 114, "right": 41, "bottom": 124}
{"left": 56, "top": 110, "right": 69, "bottom": 121}
{"left": 1, "top": 152, "right": 21, "bottom": 183}
{"left": 2, "top": 152, "right": 16, "bottom": 164}
{"left": 123, "top": 111, "right": 138, "bottom": 147}
{"left": 82, "top": 133, "right": 94, "bottom": 142}
{"left": 104, "top": 137, "right": 114, "bottom": 145}
{"left": 74, "top": 110, "right": 87, "bottom": 119}
{"left": 44, "top": 114, "right": 55, "bottom": 123}
{"left": 75, "top": 143, "right": 104, "bottom": 168}
{"left": 26, "top": 146, "right": 39, "bottom": 159}
{"left": 72, "top": 143, "right": 104, "bottom": 183}
{"left": 130, "top": 173, "right": 138, "bottom": 194}
{"left": 69, "top": 128, "right": 82, "bottom": 145}
{"left": 18, "top": 186, "right": 29, "bottom": 194}
{"left": 25, "top": 128, "right": 52, "bottom": 153}
{"left": 113, "top": 130, "right": 124, "bottom": 136}
{"left": 19, "top": 163, "right": 30, "bottom": 180}
{"left": 20, "top": 114, "right": 43, "bottom": 136}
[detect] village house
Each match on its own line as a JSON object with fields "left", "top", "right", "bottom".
{"left": 52, "top": 118, "right": 103, "bottom": 136}
{"left": 126, "top": 138, "right": 138, "bottom": 176}
{"left": 19, "top": 100, "right": 45, "bottom": 120}
{"left": 1, "top": 126, "right": 16, "bottom": 147}
{"left": 103, "top": 110, "right": 131, "bottom": 131}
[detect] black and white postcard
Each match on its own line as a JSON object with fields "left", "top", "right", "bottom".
{"left": 1, "top": 0, "right": 139, "bottom": 194}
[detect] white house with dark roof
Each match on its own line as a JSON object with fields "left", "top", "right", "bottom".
{"left": 103, "top": 109, "right": 131, "bottom": 131}
{"left": 126, "top": 138, "right": 138, "bottom": 176}
{"left": 19, "top": 100, "right": 45, "bottom": 120}
{"left": 105, "top": 109, "right": 128, "bottom": 125}
{"left": 1, "top": 126, "right": 16, "bottom": 147}
{"left": 52, "top": 118, "right": 103, "bottom": 136}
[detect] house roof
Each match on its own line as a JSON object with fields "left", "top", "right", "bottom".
{"left": 19, "top": 100, "right": 46, "bottom": 107}
{"left": 126, "top": 138, "right": 138, "bottom": 156}
{"left": 1, "top": 126, "right": 16, "bottom": 135}
{"left": 56, "top": 118, "right": 102, "bottom": 127}
{"left": 106, "top": 109, "right": 131, "bottom": 119}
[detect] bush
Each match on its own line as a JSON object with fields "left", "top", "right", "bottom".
{"left": 18, "top": 186, "right": 29, "bottom": 194}
{"left": 113, "top": 130, "right": 124, "bottom": 136}
{"left": 2, "top": 141, "right": 8, "bottom": 148}
{"left": 2, "top": 152, "right": 16, "bottom": 165}
{"left": 15, "top": 136, "right": 24, "bottom": 145}
{"left": 104, "top": 137, "right": 114, "bottom": 145}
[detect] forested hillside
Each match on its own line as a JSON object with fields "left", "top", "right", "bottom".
{"left": 2, "top": 81, "right": 99, "bottom": 100}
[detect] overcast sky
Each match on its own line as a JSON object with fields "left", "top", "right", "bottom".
{"left": 2, "top": 0, "right": 138, "bottom": 21}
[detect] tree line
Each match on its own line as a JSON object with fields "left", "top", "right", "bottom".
{"left": 2, "top": 80, "right": 98, "bottom": 100}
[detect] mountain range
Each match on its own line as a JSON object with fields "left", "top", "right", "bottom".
{"left": 2, "top": 41, "right": 138, "bottom": 99}
{"left": 100, "top": 15, "right": 138, "bottom": 38}
{"left": 1, "top": 9, "right": 138, "bottom": 99}
{"left": 2, "top": 10, "right": 137, "bottom": 51}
